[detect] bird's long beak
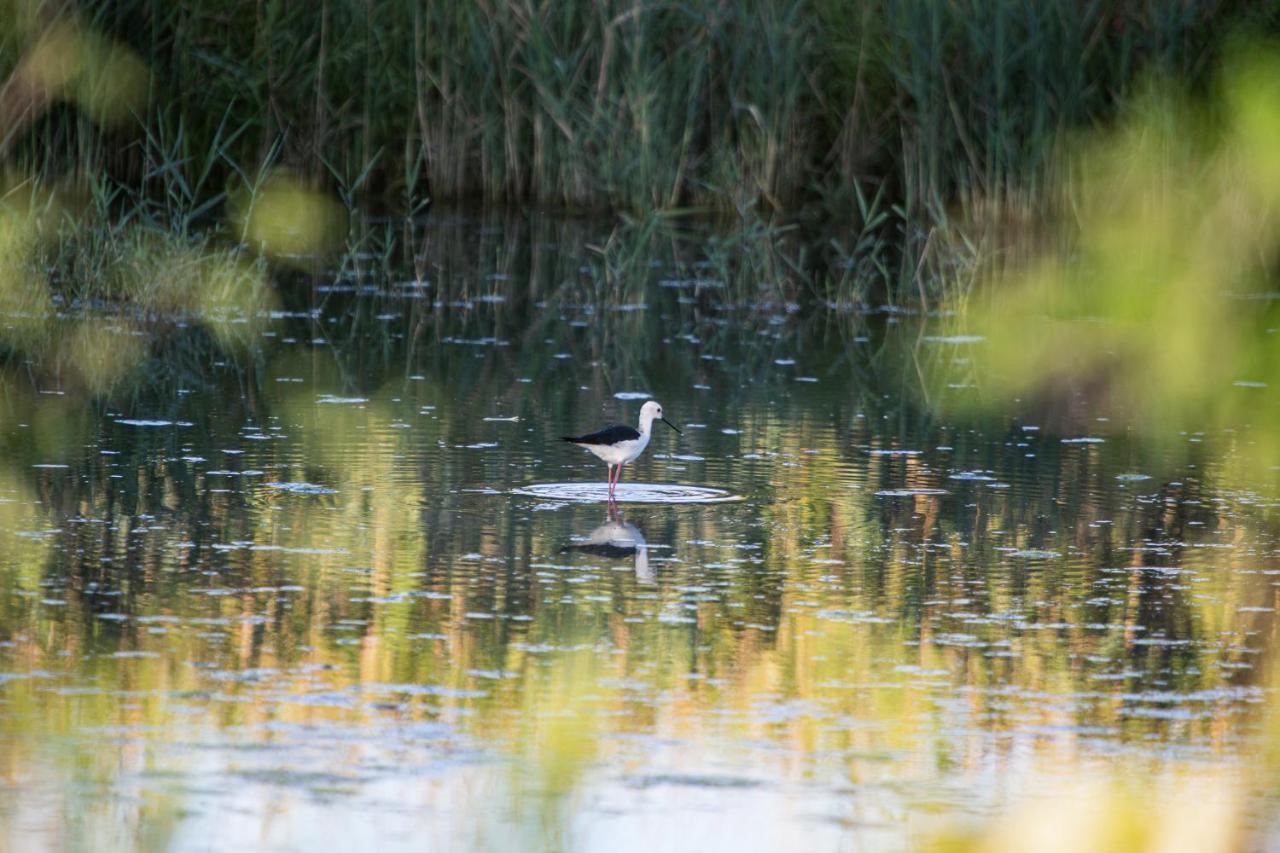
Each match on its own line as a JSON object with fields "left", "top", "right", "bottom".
{"left": 662, "top": 417, "right": 682, "bottom": 434}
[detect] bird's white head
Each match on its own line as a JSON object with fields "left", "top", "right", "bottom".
{"left": 639, "top": 400, "right": 681, "bottom": 435}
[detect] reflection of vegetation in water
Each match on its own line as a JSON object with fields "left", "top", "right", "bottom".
{"left": 0, "top": 193, "right": 1273, "bottom": 845}
{"left": 0, "top": 309, "right": 1276, "bottom": 847}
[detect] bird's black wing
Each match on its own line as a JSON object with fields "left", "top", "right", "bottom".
{"left": 561, "top": 424, "right": 641, "bottom": 446}
{"left": 561, "top": 542, "right": 638, "bottom": 559}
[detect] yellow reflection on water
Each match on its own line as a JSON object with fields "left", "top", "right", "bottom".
{"left": 0, "top": 358, "right": 1273, "bottom": 849}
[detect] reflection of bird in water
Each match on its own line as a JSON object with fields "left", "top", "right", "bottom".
{"left": 561, "top": 400, "right": 681, "bottom": 501}
{"left": 563, "top": 515, "right": 653, "bottom": 583}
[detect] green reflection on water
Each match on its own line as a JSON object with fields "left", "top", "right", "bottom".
{"left": 0, "top": 215, "right": 1273, "bottom": 851}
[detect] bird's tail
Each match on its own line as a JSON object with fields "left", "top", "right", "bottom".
{"left": 560, "top": 436, "right": 582, "bottom": 443}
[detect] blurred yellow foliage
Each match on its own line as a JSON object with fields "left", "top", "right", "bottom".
{"left": 10, "top": 20, "right": 147, "bottom": 128}
{"left": 0, "top": 9, "right": 271, "bottom": 395}
{"left": 0, "top": 175, "right": 274, "bottom": 392}
{"left": 232, "top": 171, "right": 347, "bottom": 264}
{"left": 929, "top": 774, "right": 1242, "bottom": 853}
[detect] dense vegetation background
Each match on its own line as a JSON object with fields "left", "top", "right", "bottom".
{"left": 4, "top": 0, "right": 1275, "bottom": 217}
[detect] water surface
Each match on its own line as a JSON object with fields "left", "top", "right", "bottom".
{"left": 0, "top": 215, "right": 1276, "bottom": 850}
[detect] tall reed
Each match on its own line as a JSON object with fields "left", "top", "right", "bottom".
{"left": 6, "top": 1, "right": 1258, "bottom": 212}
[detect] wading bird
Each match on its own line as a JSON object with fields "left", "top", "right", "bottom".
{"left": 561, "top": 400, "right": 681, "bottom": 499}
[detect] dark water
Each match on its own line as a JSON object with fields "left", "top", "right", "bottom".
{"left": 0, "top": 215, "right": 1277, "bottom": 850}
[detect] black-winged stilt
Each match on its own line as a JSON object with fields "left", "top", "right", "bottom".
{"left": 561, "top": 400, "right": 681, "bottom": 498}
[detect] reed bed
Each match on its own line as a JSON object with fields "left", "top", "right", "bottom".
{"left": 0, "top": 0, "right": 1274, "bottom": 304}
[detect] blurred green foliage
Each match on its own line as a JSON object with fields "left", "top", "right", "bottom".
{"left": 958, "top": 44, "right": 1280, "bottom": 476}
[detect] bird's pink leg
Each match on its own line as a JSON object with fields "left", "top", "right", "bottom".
{"left": 615, "top": 464, "right": 624, "bottom": 493}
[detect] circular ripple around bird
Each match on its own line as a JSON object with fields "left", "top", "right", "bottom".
{"left": 512, "top": 483, "right": 742, "bottom": 504}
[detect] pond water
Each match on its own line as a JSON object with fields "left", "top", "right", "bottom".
{"left": 1, "top": 214, "right": 1278, "bottom": 850}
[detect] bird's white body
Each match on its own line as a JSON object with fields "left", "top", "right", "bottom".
{"left": 582, "top": 431, "right": 650, "bottom": 466}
